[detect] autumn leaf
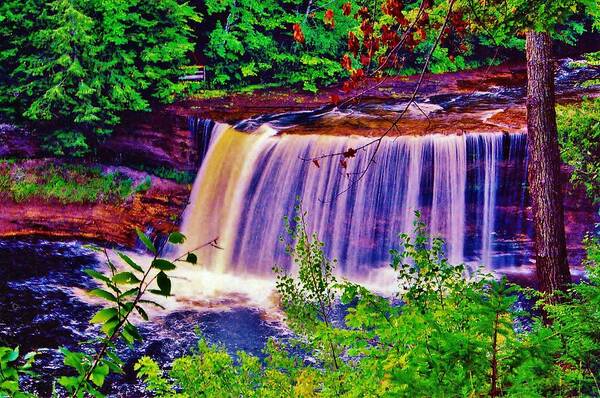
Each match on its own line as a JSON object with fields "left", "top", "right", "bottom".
{"left": 340, "top": 158, "right": 348, "bottom": 169}
{"left": 343, "top": 147, "right": 357, "bottom": 158}
{"left": 342, "top": 80, "right": 355, "bottom": 93}
{"left": 313, "top": 159, "right": 320, "bottom": 168}
{"left": 355, "top": 6, "right": 369, "bottom": 20}
{"left": 348, "top": 32, "right": 360, "bottom": 56}
{"left": 360, "top": 53, "right": 371, "bottom": 66}
{"left": 293, "top": 23, "right": 305, "bottom": 44}
{"left": 324, "top": 9, "right": 335, "bottom": 28}
{"left": 361, "top": 19, "right": 373, "bottom": 36}
{"left": 341, "top": 54, "right": 352, "bottom": 70}
{"left": 330, "top": 94, "right": 341, "bottom": 105}
{"left": 351, "top": 68, "right": 364, "bottom": 81}
{"left": 342, "top": 2, "right": 352, "bottom": 16}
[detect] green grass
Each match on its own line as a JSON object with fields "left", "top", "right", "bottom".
{"left": 131, "top": 164, "right": 196, "bottom": 184}
{"left": 0, "top": 161, "right": 148, "bottom": 204}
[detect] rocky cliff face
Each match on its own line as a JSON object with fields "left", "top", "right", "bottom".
{"left": 95, "top": 109, "right": 199, "bottom": 172}
{"left": 0, "top": 176, "right": 190, "bottom": 247}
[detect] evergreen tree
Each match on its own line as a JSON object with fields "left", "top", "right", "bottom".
{"left": 0, "top": 0, "right": 200, "bottom": 156}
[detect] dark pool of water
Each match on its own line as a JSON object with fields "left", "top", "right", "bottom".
{"left": 0, "top": 239, "right": 283, "bottom": 397}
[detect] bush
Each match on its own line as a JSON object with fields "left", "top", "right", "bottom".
{"left": 137, "top": 211, "right": 600, "bottom": 397}
{"left": 557, "top": 97, "right": 600, "bottom": 203}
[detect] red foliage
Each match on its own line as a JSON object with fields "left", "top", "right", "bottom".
{"left": 343, "top": 147, "right": 357, "bottom": 158}
{"left": 382, "top": 0, "right": 404, "bottom": 20}
{"left": 342, "top": 2, "right": 352, "bottom": 16}
{"left": 313, "top": 159, "right": 320, "bottom": 168}
{"left": 342, "top": 80, "right": 354, "bottom": 93}
{"left": 351, "top": 68, "right": 365, "bottom": 81}
{"left": 381, "top": 24, "right": 399, "bottom": 47}
{"left": 360, "top": 53, "right": 371, "bottom": 66}
{"left": 361, "top": 19, "right": 374, "bottom": 36}
{"left": 355, "top": 6, "right": 370, "bottom": 20}
{"left": 341, "top": 54, "right": 353, "bottom": 70}
{"left": 340, "top": 158, "right": 348, "bottom": 169}
{"left": 293, "top": 24, "right": 305, "bottom": 44}
{"left": 330, "top": 93, "right": 341, "bottom": 105}
{"left": 324, "top": 9, "right": 335, "bottom": 28}
{"left": 348, "top": 31, "right": 360, "bottom": 56}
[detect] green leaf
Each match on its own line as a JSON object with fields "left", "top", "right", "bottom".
{"left": 90, "top": 363, "right": 110, "bottom": 386}
{"left": 139, "top": 299, "right": 166, "bottom": 310}
{"left": 89, "top": 288, "right": 117, "bottom": 302}
{"left": 156, "top": 271, "right": 171, "bottom": 296}
{"left": 90, "top": 308, "right": 118, "bottom": 324}
{"left": 84, "top": 269, "right": 110, "bottom": 283}
{"left": 185, "top": 252, "right": 198, "bottom": 264}
{"left": 136, "top": 228, "right": 156, "bottom": 254}
{"left": 120, "top": 287, "right": 140, "bottom": 299}
{"left": 136, "top": 305, "right": 149, "bottom": 321}
{"left": 6, "top": 347, "right": 18, "bottom": 362}
{"left": 112, "top": 271, "right": 140, "bottom": 284}
{"left": 168, "top": 231, "right": 186, "bottom": 244}
{"left": 152, "top": 259, "right": 176, "bottom": 271}
{"left": 117, "top": 252, "right": 144, "bottom": 273}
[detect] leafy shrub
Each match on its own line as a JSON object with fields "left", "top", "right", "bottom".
{"left": 137, "top": 211, "right": 600, "bottom": 397}
{"left": 557, "top": 97, "right": 600, "bottom": 203}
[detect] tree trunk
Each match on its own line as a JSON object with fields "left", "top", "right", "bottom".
{"left": 525, "top": 31, "right": 571, "bottom": 296}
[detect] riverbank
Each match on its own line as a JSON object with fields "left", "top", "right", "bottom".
{"left": 0, "top": 160, "right": 190, "bottom": 246}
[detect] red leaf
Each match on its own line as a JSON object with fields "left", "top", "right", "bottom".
{"left": 340, "top": 54, "right": 352, "bottom": 70}
{"left": 340, "top": 158, "right": 348, "bottom": 169}
{"left": 382, "top": 0, "right": 404, "bottom": 19}
{"left": 342, "top": 80, "right": 354, "bottom": 93}
{"left": 313, "top": 159, "right": 320, "bottom": 168}
{"left": 361, "top": 20, "right": 373, "bottom": 36}
{"left": 343, "top": 147, "right": 357, "bottom": 158}
{"left": 330, "top": 93, "right": 340, "bottom": 105}
{"left": 355, "top": 6, "right": 369, "bottom": 20}
{"left": 360, "top": 53, "right": 371, "bottom": 66}
{"left": 348, "top": 32, "right": 360, "bottom": 56}
{"left": 293, "top": 24, "right": 305, "bottom": 44}
{"left": 342, "top": 2, "right": 352, "bottom": 16}
{"left": 324, "top": 9, "right": 335, "bottom": 28}
{"left": 351, "top": 68, "right": 364, "bottom": 81}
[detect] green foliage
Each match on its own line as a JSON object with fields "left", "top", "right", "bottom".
{"left": 0, "top": 0, "right": 200, "bottom": 156}
{"left": 137, "top": 212, "right": 600, "bottom": 397}
{"left": 131, "top": 164, "right": 195, "bottom": 185}
{"left": 0, "top": 347, "right": 36, "bottom": 398}
{"left": 556, "top": 97, "right": 600, "bottom": 203}
{"left": 274, "top": 202, "right": 340, "bottom": 369}
{"left": 0, "top": 161, "right": 145, "bottom": 204}
{"left": 203, "top": 0, "right": 356, "bottom": 92}
{"left": 459, "top": 0, "right": 598, "bottom": 48}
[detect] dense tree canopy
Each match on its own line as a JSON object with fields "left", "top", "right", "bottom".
{"left": 0, "top": 0, "right": 199, "bottom": 156}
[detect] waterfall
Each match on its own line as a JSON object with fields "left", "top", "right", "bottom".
{"left": 188, "top": 117, "right": 216, "bottom": 165}
{"left": 179, "top": 121, "right": 529, "bottom": 280}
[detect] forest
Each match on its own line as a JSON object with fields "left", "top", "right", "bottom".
{"left": 0, "top": 0, "right": 599, "bottom": 397}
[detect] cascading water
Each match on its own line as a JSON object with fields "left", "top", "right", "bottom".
{"left": 179, "top": 120, "right": 530, "bottom": 282}
{"left": 189, "top": 117, "right": 217, "bottom": 165}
